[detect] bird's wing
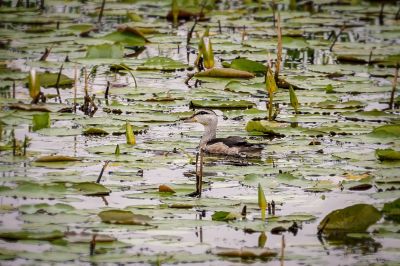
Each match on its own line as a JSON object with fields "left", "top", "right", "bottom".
{"left": 206, "top": 136, "right": 247, "bottom": 147}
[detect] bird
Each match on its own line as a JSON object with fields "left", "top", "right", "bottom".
{"left": 184, "top": 109, "right": 264, "bottom": 196}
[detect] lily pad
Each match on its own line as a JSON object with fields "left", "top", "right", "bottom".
{"left": 190, "top": 100, "right": 254, "bottom": 109}
{"left": 382, "top": 198, "right": 400, "bottom": 222}
{"left": 86, "top": 43, "right": 124, "bottom": 59}
{"left": 211, "top": 247, "right": 277, "bottom": 258}
{"left": 136, "top": 56, "right": 188, "bottom": 71}
{"left": 223, "top": 58, "right": 266, "bottom": 75}
{"left": 35, "top": 155, "right": 81, "bottom": 162}
{"left": 98, "top": 209, "right": 151, "bottom": 225}
{"left": 0, "top": 230, "right": 64, "bottom": 240}
{"left": 72, "top": 182, "right": 111, "bottom": 196}
{"left": 194, "top": 68, "right": 255, "bottom": 79}
{"left": 376, "top": 149, "right": 400, "bottom": 161}
{"left": 318, "top": 204, "right": 382, "bottom": 234}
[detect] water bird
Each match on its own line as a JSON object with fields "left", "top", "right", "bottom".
{"left": 184, "top": 109, "right": 263, "bottom": 196}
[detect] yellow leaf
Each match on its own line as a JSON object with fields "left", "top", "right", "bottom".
{"left": 266, "top": 68, "right": 277, "bottom": 94}
{"left": 159, "top": 185, "right": 176, "bottom": 193}
{"left": 28, "top": 69, "right": 40, "bottom": 100}
{"left": 258, "top": 183, "right": 267, "bottom": 221}
{"left": 344, "top": 173, "right": 370, "bottom": 181}
{"left": 126, "top": 122, "right": 136, "bottom": 145}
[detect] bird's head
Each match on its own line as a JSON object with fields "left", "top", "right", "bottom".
{"left": 184, "top": 109, "right": 218, "bottom": 126}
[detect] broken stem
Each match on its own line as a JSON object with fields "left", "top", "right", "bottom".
{"left": 104, "top": 81, "right": 110, "bottom": 99}
{"left": 96, "top": 160, "right": 110, "bottom": 183}
{"left": 329, "top": 24, "right": 345, "bottom": 52}
{"left": 379, "top": 2, "right": 385, "bottom": 26}
{"left": 73, "top": 65, "right": 77, "bottom": 113}
{"left": 98, "top": 0, "right": 106, "bottom": 24}
{"left": 280, "top": 235, "right": 285, "bottom": 266}
{"left": 12, "top": 81, "right": 15, "bottom": 98}
{"left": 55, "top": 63, "right": 63, "bottom": 103}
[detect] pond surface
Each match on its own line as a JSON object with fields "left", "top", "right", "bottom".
{"left": 0, "top": 0, "right": 400, "bottom": 265}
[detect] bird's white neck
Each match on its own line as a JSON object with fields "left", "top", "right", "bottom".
{"left": 200, "top": 121, "right": 217, "bottom": 148}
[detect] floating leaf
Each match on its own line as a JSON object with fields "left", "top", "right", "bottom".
{"left": 370, "top": 125, "right": 400, "bottom": 138}
{"left": 35, "top": 155, "right": 81, "bottom": 162}
{"left": 212, "top": 247, "right": 277, "bottom": 258}
{"left": 190, "top": 100, "right": 254, "bottom": 109}
{"left": 103, "top": 26, "right": 149, "bottom": 46}
{"left": 223, "top": 58, "right": 266, "bottom": 75}
{"left": 194, "top": 68, "right": 255, "bottom": 79}
{"left": 83, "top": 127, "right": 109, "bottom": 136}
{"left": 382, "top": 198, "right": 400, "bottom": 222}
{"left": 73, "top": 182, "right": 111, "bottom": 196}
{"left": 318, "top": 204, "right": 382, "bottom": 233}
{"left": 126, "top": 122, "right": 136, "bottom": 145}
{"left": 137, "top": 56, "right": 188, "bottom": 71}
{"left": 159, "top": 185, "right": 176, "bottom": 193}
{"left": 376, "top": 149, "right": 400, "bottom": 161}
{"left": 98, "top": 210, "right": 151, "bottom": 225}
{"left": 86, "top": 43, "right": 124, "bottom": 59}
{"left": 325, "top": 84, "right": 335, "bottom": 93}
{"left": 211, "top": 211, "right": 241, "bottom": 221}
{"left": 0, "top": 230, "right": 64, "bottom": 240}
{"left": 32, "top": 112, "right": 50, "bottom": 131}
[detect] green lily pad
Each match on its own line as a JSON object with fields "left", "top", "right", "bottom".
{"left": 102, "top": 26, "right": 149, "bottom": 46}
{"left": 190, "top": 100, "right": 254, "bottom": 109}
{"left": 370, "top": 125, "right": 400, "bottom": 138}
{"left": 211, "top": 211, "right": 241, "bottom": 221}
{"left": 0, "top": 230, "right": 64, "bottom": 240}
{"left": 382, "top": 198, "right": 400, "bottom": 222}
{"left": 98, "top": 209, "right": 151, "bottom": 225}
{"left": 35, "top": 155, "right": 81, "bottom": 162}
{"left": 211, "top": 247, "right": 277, "bottom": 258}
{"left": 318, "top": 204, "right": 382, "bottom": 234}
{"left": 136, "top": 56, "right": 188, "bottom": 71}
{"left": 83, "top": 127, "right": 109, "bottom": 136}
{"left": 72, "top": 182, "right": 111, "bottom": 196}
{"left": 32, "top": 112, "right": 50, "bottom": 131}
{"left": 86, "top": 43, "right": 124, "bottom": 59}
{"left": 194, "top": 68, "right": 255, "bottom": 79}
{"left": 19, "top": 203, "right": 74, "bottom": 214}
{"left": 24, "top": 72, "right": 73, "bottom": 88}
{"left": 376, "top": 149, "right": 400, "bottom": 161}
{"left": 223, "top": 58, "right": 266, "bottom": 75}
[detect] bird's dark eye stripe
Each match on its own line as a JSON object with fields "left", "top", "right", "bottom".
{"left": 196, "top": 111, "right": 210, "bottom": 116}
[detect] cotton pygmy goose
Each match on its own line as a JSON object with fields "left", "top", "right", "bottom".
{"left": 184, "top": 109, "right": 264, "bottom": 197}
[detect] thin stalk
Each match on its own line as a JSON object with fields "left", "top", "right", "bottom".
{"left": 379, "top": 2, "right": 385, "bottom": 26}
{"left": 98, "top": 0, "right": 106, "bottom": 24}
{"left": 268, "top": 91, "right": 273, "bottom": 121}
{"left": 218, "top": 20, "right": 222, "bottom": 34}
{"left": 329, "top": 24, "right": 345, "bottom": 52}
{"left": 73, "top": 65, "right": 77, "bottom": 113}
{"left": 280, "top": 235, "right": 285, "bottom": 266}
{"left": 275, "top": 11, "right": 282, "bottom": 80}
{"left": 96, "top": 160, "right": 110, "bottom": 183}
{"left": 389, "top": 64, "right": 399, "bottom": 109}
{"left": 54, "top": 64, "right": 63, "bottom": 103}
{"left": 104, "top": 81, "right": 110, "bottom": 99}
{"left": 12, "top": 81, "right": 15, "bottom": 98}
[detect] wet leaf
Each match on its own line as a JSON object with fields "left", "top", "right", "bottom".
{"left": 382, "top": 198, "right": 400, "bottom": 222}
{"left": 98, "top": 210, "right": 151, "bottom": 225}
{"left": 72, "top": 182, "right": 111, "bottom": 196}
{"left": 137, "top": 56, "right": 188, "bottom": 71}
{"left": 376, "top": 149, "right": 400, "bottom": 161}
{"left": 370, "top": 125, "right": 400, "bottom": 138}
{"left": 83, "top": 127, "right": 109, "bottom": 136}
{"left": 86, "top": 43, "right": 124, "bottom": 59}
{"left": 258, "top": 183, "right": 267, "bottom": 221}
{"left": 318, "top": 204, "right": 382, "bottom": 233}
{"left": 211, "top": 211, "right": 241, "bottom": 221}
{"left": 32, "top": 112, "right": 50, "bottom": 131}
{"left": 103, "top": 26, "right": 149, "bottom": 46}
{"left": 159, "top": 185, "right": 176, "bottom": 193}
{"left": 194, "top": 68, "right": 255, "bottom": 79}
{"left": 190, "top": 99, "right": 254, "bottom": 109}
{"left": 0, "top": 230, "right": 64, "bottom": 240}
{"left": 35, "top": 155, "right": 81, "bottom": 162}
{"left": 223, "top": 58, "right": 266, "bottom": 75}
{"left": 289, "top": 85, "right": 299, "bottom": 113}
{"left": 212, "top": 247, "right": 277, "bottom": 258}
{"left": 28, "top": 69, "right": 40, "bottom": 99}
